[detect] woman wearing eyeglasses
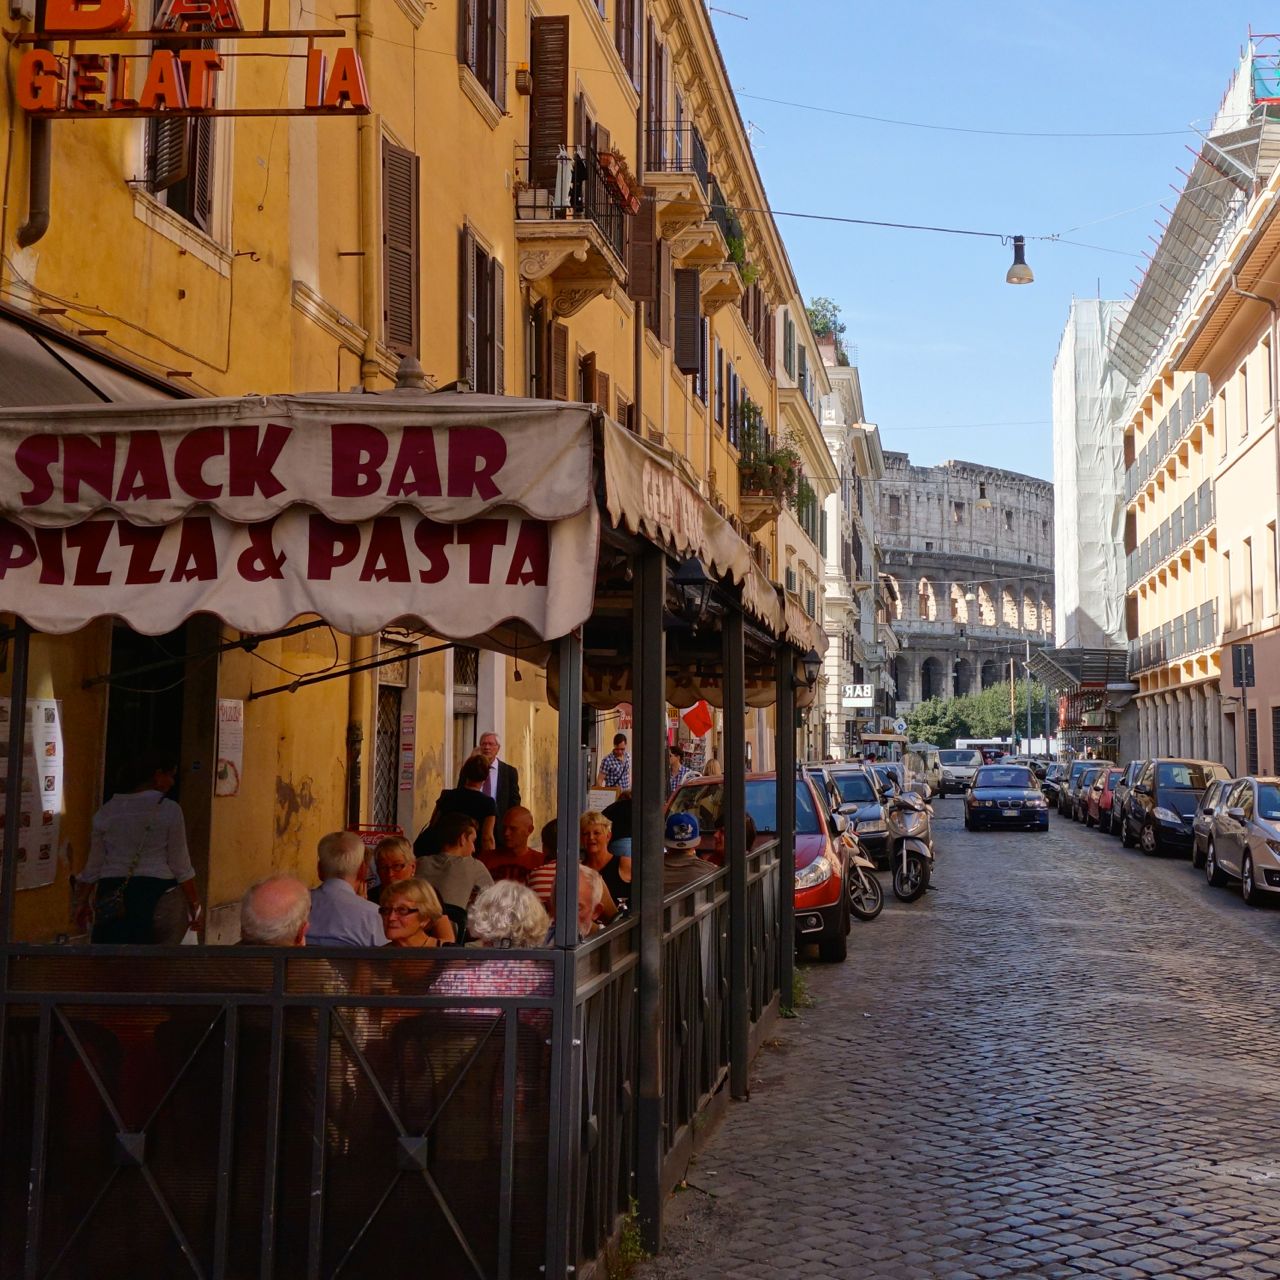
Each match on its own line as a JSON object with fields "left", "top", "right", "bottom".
{"left": 378, "top": 877, "right": 456, "bottom": 947}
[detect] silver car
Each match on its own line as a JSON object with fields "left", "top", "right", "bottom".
{"left": 1191, "top": 777, "right": 1233, "bottom": 869}
{"left": 938, "top": 748, "right": 983, "bottom": 795}
{"left": 1204, "top": 777, "right": 1280, "bottom": 905}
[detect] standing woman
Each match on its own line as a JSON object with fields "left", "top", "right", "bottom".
{"left": 415, "top": 753, "right": 498, "bottom": 856}
{"left": 74, "top": 750, "right": 201, "bottom": 944}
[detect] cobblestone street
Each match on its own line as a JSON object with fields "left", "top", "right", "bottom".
{"left": 637, "top": 795, "right": 1280, "bottom": 1280}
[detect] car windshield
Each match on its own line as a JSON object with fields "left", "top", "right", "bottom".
{"left": 671, "top": 778, "right": 821, "bottom": 836}
{"left": 871, "top": 766, "right": 900, "bottom": 792}
{"left": 1156, "top": 762, "right": 1227, "bottom": 790}
{"left": 975, "top": 766, "right": 1033, "bottom": 789}
{"left": 1105, "top": 770, "right": 1123, "bottom": 790}
{"left": 830, "top": 771, "right": 877, "bottom": 804}
{"left": 1258, "top": 783, "right": 1280, "bottom": 820}
{"left": 939, "top": 750, "right": 979, "bottom": 766}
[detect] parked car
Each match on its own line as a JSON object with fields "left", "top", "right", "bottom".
{"left": 1041, "top": 763, "right": 1066, "bottom": 806}
{"left": 668, "top": 771, "right": 853, "bottom": 962}
{"left": 907, "top": 743, "right": 943, "bottom": 796}
{"left": 1110, "top": 761, "right": 1145, "bottom": 836}
{"left": 938, "top": 748, "right": 983, "bottom": 795}
{"left": 1060, "top": 759, "right": 1115, "bottom": 817}
{"left": 963, "top": 764, "right": 1050, "bottom": 831}
{"left": 1118, "top": 758, "right": 1231, "bottom": 856}
{"left": 1203, "top": 776, "right": 1280, "bottom": 905}
{"left": 1191, "top": 777, "right": 1234, "bottom": 869}
{"left": 1085, "top": 767, "right": 1125, "bottom": 832}
{"left": 825, "top": 765, "right": 892, "bottom": 868}
{"left": 802, "top": 763, "right": 843, "bottom": 816}
{"left": 1072, "top": 765, "right": 1104, "bottom": 822}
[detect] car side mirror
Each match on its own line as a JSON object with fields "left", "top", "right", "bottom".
{"left": 1135, "top": 784, "right": 1151, "bottom": 796}
{"left": 830, "top": 813, "right": 849, "bottom": 835}
{"left": 1203, "top": 806, "right": 1215, "bottom": 817}
{"left": 1226, "top": 806, "right": 1246, "bottom": 819}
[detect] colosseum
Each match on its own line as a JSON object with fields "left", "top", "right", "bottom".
{"left": 876, "top": 453, "right": 1055, "bottom": 712}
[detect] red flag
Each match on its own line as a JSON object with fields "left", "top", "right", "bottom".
{"left": 681, "top": 700, "right": 714, "bottom": 738}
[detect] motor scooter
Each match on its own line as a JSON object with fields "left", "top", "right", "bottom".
{"left": 841, "top": 832, "right": 884, "bottom": 920}
{"left": 884, "top": 787, "right": 934, "bottom": 902}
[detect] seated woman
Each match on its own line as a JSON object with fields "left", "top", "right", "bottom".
{"left": 467, "top": 881, "right": 550, "bottom": 949}
{"left": 579, "top": 810, "right": 631, "bottom": 914}
{"left": 378, "top": 877, "right": 456, "bottom": 948}
{"left": 371, "top": 835, "right": 417, "bottom": 905}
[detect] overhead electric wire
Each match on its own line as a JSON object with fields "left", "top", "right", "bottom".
{"left": 732, "top": 90, "right": 1199, "bottom": 140}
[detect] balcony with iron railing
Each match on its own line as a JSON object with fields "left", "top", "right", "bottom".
{"left": 1126, "top": 479, "right": 1215, "bottom": 588}
{"left": 514, "top": 144, "right": 628, "bottom": 317}
{"left": 1128, "top": 599, "right": 1218, "bottom": 674}
{"left": 643, "top": 119, "right": 713, "bottom": 244}
{"left": 1123, "top": 373, "right": 1211, "bottom": 504}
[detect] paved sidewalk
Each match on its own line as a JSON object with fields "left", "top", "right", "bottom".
{"left": 635, "top": 797, "right": 1280, "bottom": 1280}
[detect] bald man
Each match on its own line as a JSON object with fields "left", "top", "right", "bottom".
{"left": 240, "top": 875, "right": 311, "bottom": 946}
{"left": 478, "top": 806, "right": 546, "bottom": 883}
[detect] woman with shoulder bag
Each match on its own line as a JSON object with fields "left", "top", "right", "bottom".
{"left": 73, "top": 749, "right": 202, "bottom": 944}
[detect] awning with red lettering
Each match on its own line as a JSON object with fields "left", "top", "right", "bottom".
{"left": 0, "top": 392, "right": 599, "bottom": 640}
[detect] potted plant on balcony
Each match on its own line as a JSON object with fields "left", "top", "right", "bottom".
{"left": 598, "top": 148, "right": 642, "bottom": 214}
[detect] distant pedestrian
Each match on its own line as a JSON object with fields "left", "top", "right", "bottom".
{"left": 598, "top": 734, "right": 632, "bottom": 789}
{"left": 668, "top": 745, "right": 699, "bottom": 795}
{"left": 469, "top": 731, "right": 521, "bottom": 818}
{"left": 419, "top": 753, "right": 497, "bottom": 855}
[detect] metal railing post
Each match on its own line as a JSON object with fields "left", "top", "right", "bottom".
{"left": 724, "top": 603, "right": 748, "bottom": 1099}
{"left": 0, "top": 619, "right": 31, "bottom": 947}
{"left": 775, "top": 645, "right": 796, "bottom": 1012}
{"left": 634, "top": 545, "right": 667, "bottom": 1251}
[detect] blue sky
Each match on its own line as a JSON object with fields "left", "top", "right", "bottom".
{"left": 710, "top": 1, "right": 1270, "bottom": 480}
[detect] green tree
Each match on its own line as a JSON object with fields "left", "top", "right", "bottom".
{"left": 906, "top": 680, "right": 1050, "bottom": 749}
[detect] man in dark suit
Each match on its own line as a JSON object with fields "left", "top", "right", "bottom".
{"left": 473, "top": 731, "right": 520, "bottom": 817}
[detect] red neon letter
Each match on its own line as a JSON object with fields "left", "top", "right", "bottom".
{"left": 43, "top": 0, "right": 134, "bottom": 33}
{"left": 16, "top": 51, "right": 65, "bottom": 114}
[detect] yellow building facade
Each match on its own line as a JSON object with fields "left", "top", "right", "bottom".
{"left": 0, "top": 0, "right": 834, "bottom": 940}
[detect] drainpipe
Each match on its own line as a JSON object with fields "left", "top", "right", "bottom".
{"left": 356, "top": 0, "right": 379, "bottom": 390}
{"left": 16, "top": 55, "right": 51, "bottom": 248}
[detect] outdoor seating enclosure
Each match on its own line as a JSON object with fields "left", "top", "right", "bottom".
{"left": 0, "top": 389, "right": 815, "bottom": 1278}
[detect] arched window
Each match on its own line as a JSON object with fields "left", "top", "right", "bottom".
{"left": 921, "top": 656, "right": 944, "bottom": 700}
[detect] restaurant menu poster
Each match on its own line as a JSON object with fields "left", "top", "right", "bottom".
{"left": 0, "top": 699, "right": 64, "bottom": 890}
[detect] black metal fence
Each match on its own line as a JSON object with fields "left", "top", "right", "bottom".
{"left": 644, "top": 121, "right": 710, "bottom": 195}
{"left": 1, "top": 947, "right": 561, "bottom": 1280}
{"left": 1, "top": 847, "right": 783, "bottom": 1280}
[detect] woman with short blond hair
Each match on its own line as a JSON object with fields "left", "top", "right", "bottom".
{"left": 579, "top": 809, "right": 631, "bottom": 914}
{"left": 378, "top": 876, "right": 456, "bottom": 947}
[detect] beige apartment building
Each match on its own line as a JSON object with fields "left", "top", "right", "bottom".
{"left": 1120, "top": 58, "right": 1280, "bottom": 771}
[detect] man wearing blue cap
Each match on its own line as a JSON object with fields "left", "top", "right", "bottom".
{"left": 663, "top": 812, "right": 717, "bottom": 894}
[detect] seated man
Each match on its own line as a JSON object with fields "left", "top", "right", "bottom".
{"left": 478, "top": 806, "right": 545, "bottom": 883}
{"left": 708, "top": 812, "right": 759, "bottom": 867}
{"left": 662, "top": 812, "right": 717, "bottom": 894}
{"left": 308, "top": 831, "right": 383, "bottom": 947}
{"left": 240, "top": 874, "right": 311, "bottom": 946}
{"left": 416, "top": 813, "right": 494, "bottom": 938}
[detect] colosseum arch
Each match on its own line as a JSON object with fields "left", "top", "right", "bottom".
{"left": 977, "top": 584, "right": 996, "bottom": 626}
{"left": 954, "top": 657, "right": 974, "bottom": 696}
{"left": 981, "top": 659, "right": 1001, "bottom": 689}
{"left": 950, "top": 584, "right": 970, "bottom": 625}
{"left": 917, "top": 577, "right": 937, "bottom": 622}
{"left": 1041, "top": 595, "right": 1053, "bottom": 635}
{"left": 1001, "top": 586, "right": 1018, "bottom": 628}
{"left": 1022, "top": 588, "right": 1038, "bottom": 631}
{"left": 921, "top": 656, "right": 945, "bottom": 700}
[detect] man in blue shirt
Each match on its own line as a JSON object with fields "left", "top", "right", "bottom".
{"left": 308, "top": 830, "right": 383, "bottom": 947}
{"left": 598, "top": 733, "right": 631, "bottom": 789}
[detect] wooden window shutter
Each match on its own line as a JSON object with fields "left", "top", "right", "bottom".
{"left": 715, "top": 341, "right": 724, "bottom": 423}
{"left": 492, "top": 0, "right": 507, "bottom": 110}
{"left": 147, "top": 117, "right": 190, "bottom": 193}
{"left": 492, "top": 257, "right": 505, "bottom": 395}
{"left": 657, "top": 240, "right": 671, "bottom": 344}
{"left": 579, "top": 350, "right": 596, "bottom": 402}
{"left": 551, "top": 322, "right": 570, "bottom": 400}
{"left": 628, "top": 184, "right": 657, "bottom": 305}
{"left": 459, "top": 0, "right": 477, "bottom": 68}
{"left": 673, "top": 268, "right": 701, "bottom": 374}
{"left": 595, "top": 122, "right": 610, "bottom": 156}
{"left": 459, "top": 224, "right": 477, "bottom": 387}
{"left": 765, "top": 310, "right": 776, "bottom": 375}
{"left": 383, "top": 140, "right": 420, "bottom": 357}
{"left": 529, "top": 16, "right": 569, "bottom": 187}
{"left": 595, "top": 369, "right": 611, "bottom": 415}
{"left": 190, "top": 116, "right": 215, "bottom": 231}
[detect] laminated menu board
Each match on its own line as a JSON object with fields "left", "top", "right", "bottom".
{"left": 0, "top": 699, "right": 64, "bottom": 890}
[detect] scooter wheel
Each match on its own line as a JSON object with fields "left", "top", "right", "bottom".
{"left": 892, "top": 854, "right": 929, "bottom": 903}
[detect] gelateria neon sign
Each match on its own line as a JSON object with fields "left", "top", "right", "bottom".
{"left": 13, "top": 0, "right": 368, "bottom": 118}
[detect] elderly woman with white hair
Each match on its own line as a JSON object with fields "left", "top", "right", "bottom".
{"left": 467, "top": 881, "right": 549, "bottom": 948}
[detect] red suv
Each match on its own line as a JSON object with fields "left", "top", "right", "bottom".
{"left": 668, "top": 770, "right": 853, "bottom": 963}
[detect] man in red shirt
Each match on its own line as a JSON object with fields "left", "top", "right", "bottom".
{"left": 478, "top": 806, "right": 545, "bottom": 883}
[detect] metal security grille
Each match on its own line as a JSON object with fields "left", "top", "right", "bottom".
{"left": 373, "top": 685, "right": 402, "bottom": 827}
{"left": 1248, "top": 708, "right": 1259, "bottom": 776}
{"left": 1273, "top": 706, "right": 1280, "bottom": 774}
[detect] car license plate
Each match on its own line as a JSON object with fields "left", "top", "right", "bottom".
{"left": 1002, "top": 808, "right": 1019, "bottom": 817}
